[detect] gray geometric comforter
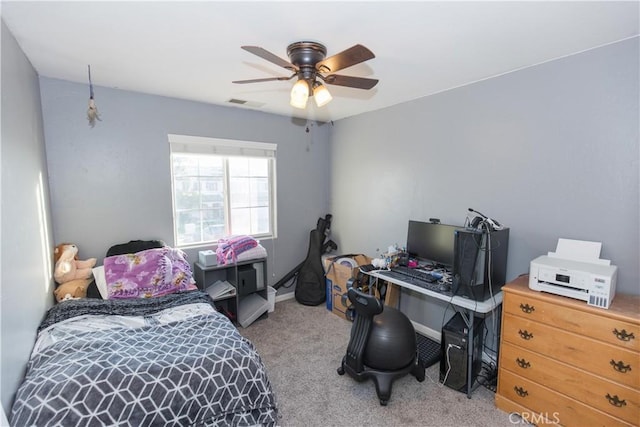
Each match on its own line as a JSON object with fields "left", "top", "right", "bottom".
{"left": 10, "top": 291, "right": 278, "bottom": 426}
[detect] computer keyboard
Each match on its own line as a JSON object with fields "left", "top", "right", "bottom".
{"left": 376, "top": 269, "right": 453, "bottom": 296}
{"left": 391, "top": 267, "right": 437, "bottom": 283}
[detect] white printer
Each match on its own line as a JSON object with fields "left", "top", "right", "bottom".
{"left": 529, "top": 238, "right": 617, "bottom": 309}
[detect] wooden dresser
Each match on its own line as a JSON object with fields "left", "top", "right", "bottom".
{"left": 495, "top": 275, "right": 640, "bottom": 426}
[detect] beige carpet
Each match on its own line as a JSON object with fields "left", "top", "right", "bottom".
{"left": 240, "top": 298, "right": 517, "bottom": 427}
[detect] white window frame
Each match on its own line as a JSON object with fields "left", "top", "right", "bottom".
{"left": 168, "top": 134, "right": 277, "bottom": 248}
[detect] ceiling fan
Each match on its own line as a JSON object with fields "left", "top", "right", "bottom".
{"left": 233, "top": 41, "right": 378, "bottom": 109}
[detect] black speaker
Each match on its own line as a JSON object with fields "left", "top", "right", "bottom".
{"left": 439, "top": 312, "right": 484, "bottom": 392}
{"left": 452, "top": 228, "right": 482, "bottom": 298}
{"left": 452, "top": 227, "right": 509, "bottom": 301}
{"left": 397, "top": 252, "right": 409, "bottom": 267}
{"left": 237, "top": 265, "right": 257, "bottom": 296}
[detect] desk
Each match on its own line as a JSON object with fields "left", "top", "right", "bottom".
{"left": 366, "top": 270, "right": 503, "bottom": 398}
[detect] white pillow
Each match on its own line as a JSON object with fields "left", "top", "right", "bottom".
{"left": 92, "top": 265, "right": 109, "bottom": 299}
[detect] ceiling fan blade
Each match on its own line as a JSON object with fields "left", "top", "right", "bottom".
{"left": 241, "top": 46, "right": 297, "bottom": 71}
{"left": 233, "top": 75, "right": 295, "bottom": 84}
{"left": 316, "top": 44, "right": 375, "bottom": 73}
{"left": 323, "top": 74, "right": 378, "bottom": 90}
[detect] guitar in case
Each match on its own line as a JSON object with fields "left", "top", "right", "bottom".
{"left": 289, "top": 214, "right": 337, "bottom": 306}
{"left": 295, "top": 228, "right": 327, "bottom": 305}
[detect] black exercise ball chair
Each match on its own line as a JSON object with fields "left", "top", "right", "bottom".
{"left": 337, "top": 288, "right": 425, "bottom": 405}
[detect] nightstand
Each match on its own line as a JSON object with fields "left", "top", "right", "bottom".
{"left": 194, "top": 258, "right": 268, "bottom": 326}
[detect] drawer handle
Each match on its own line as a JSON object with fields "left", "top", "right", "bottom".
{"left": 610, "top": 359, "right": 632, "bottom": 373}
{"left": 519, "top": 303, "right": 535, "bottom": 314}
{"left": 518, "top": 329, "right": 534, "bottom": 340}
{"left": 613, "top": 328, "right": 635, "bottom": 342}
{"left": 514, "top": 386, "right": 529, "bottom": 398}
{"left": 516, "top": 358, "right": 531, "bottom": 369}
{"left": 605, "top": 393, "right": 627, "bottom": 408}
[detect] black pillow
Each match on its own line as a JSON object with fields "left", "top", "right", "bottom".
{"left": 85, "top": 280, "right": 101, "bottom": 299}
{"left": 106, "top": 239, "right": 166, "bottom": 257}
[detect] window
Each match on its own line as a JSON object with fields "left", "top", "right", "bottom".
{"left": 169, "top": 134, "right": 277, "bottom": 247}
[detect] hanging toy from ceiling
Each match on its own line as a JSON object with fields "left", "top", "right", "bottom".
{"left": 86, "top": 65, "right": 101, "bottom": 128}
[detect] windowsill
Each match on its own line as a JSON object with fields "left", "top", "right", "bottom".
{"left": 175, "top": 235, "right": 275, "bottom": 251}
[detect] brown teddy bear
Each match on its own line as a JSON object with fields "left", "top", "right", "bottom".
{"left": 54, "top": 243, "right": 97, "bottom": 285}
{"left": 53, "top": 278, "right": 92, "bottom": 302}
{"left": 53, "top": 243, "right": 97, "bottom": 302}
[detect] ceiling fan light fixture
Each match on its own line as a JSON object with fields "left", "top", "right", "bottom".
{"left": 236, "top": 42, "right": 377, "bottom": 109}
{"left": 290, "top": 79, "right": 309, "bottom": 109}
{"left": 313, "top": 82, "right": 332, "bottom": 107}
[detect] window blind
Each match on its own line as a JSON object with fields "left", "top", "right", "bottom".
{"left": 168, "top": 134, "right": 277, "bottom": 158}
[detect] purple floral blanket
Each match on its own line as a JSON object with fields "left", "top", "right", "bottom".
{"left": 103, "top": 247, "right": 195, "bottom": 299}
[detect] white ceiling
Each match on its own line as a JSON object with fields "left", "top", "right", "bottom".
{"left": 2, "top": 1, "right": 638, "bottom": 123}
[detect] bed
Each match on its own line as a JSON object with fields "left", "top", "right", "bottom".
{"left": 10, "top": 241, "right": 278, "bottom": 426}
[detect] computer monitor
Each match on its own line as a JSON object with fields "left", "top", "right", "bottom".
{"left": 406, "top": 220, "right": 459, "bottom": 268}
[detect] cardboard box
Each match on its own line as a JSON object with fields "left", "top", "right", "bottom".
{"left": 324, "top": 254, "right": 371, "bottom": 319}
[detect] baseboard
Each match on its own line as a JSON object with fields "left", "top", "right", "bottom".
{"left": 412, "top": 320, "right": 441, "bottom": 343}
{"left": 275, "top": 292, "right": 295, "bottom": 303}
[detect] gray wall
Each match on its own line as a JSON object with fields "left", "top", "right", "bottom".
{"left": 1, "top": 20, "right": 55, "bottom": 414}
{"left": 329, "top": 38, "right": 639, "bottom": 341}
{"left": 39, "top": 78, "right": 331, "bottom": 291}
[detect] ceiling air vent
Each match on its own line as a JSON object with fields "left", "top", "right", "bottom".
{"left": 227, "top": 98, "right": 266, "bottom": 108}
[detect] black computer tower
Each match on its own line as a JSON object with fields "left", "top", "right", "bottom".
{"left": 452, "top": 227, "right": 509, "bottom": 301}
{"left": 439, "top": 312, "right": 484, "bottom": 392}
{"left": 237, "top": 265, "right": 257, "bottom": 296}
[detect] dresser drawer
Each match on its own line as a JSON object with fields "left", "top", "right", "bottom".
{"left": 500, "top": 341, "right": 640, "bottom": 425}
{"left": 498, "top": 369, "right": 632, "bottom": 427}
{"left": 502, "top": 313, "right": 640, "bottom": 389}
{"left": 504, "top": 292, "right": 639, "bottom": 352}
